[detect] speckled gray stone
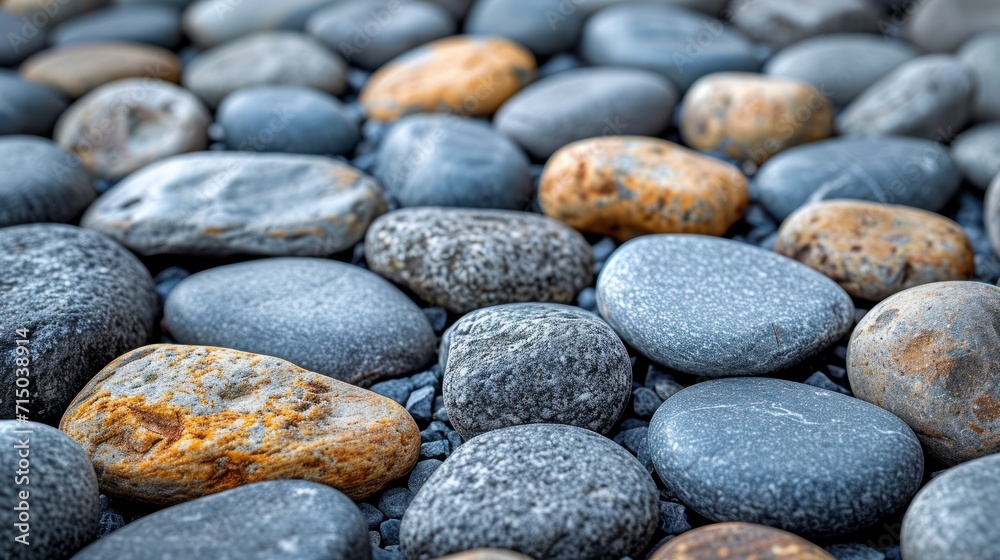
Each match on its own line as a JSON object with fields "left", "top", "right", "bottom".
{"left": 951, "top": 122, "right": 1000, "bottom": 190}
{"left": 365, "top": 208, "right": 593, "bottom": 314}
{"left": 50, "top": 5, "right": 181, "bottom": 48}
{"left": 81, "top": 152, "right": 386, "bottom": 257}
{"left": 598, "top": 235, "right": 854, "bottom": 377}
{"left": 164, "top": 258, "right": 436, "bottom": 386}
{"left": 400, "top": 424, "right": 659, "bottom": 560}
{"left": 731, "top": 0, "right": 879, "bottom": 48}
{"left": 464, "top": 0, "right": 585, "bottom": 57}
{"left": 494, "top": 67, "right": 676, "bottom": 159}
{"left": 837, "top": 56, "right": 975, "bottom": 140}
{"left": 441, "top": 303, "right": 631, "bottom": 439}
{"left": 375, "top": 114, "right": 532, "bottom": 210}
{"left": 72, "top": 481, "right": 370, "bottom": 560}
{"left": 754, "top": 137, "right": 962, "bottom": 220}
{"left": 649, "top": 378, "right": 924, "bottom": 536}
{"left": 0, "top": 136, "right": 95, "bottom": 227}
{"left": 0, "top": 224, "right": 157, "bottom": 423}
{"left": 901, "top": 454, "right": 1000, "bottom": 560}
{"left": 959, "top": 32, "right": 1000, "bottom": 123}
{"left": 0, "top": 74, "right": 66, "bottom": 136}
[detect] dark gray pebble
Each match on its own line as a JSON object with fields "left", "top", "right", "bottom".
{"left": 406, "top": 386, "right": 435, "bottom": 424}
{"left": 0, "top": 74, "right": 66, "bottom": 136}
{"left": 407, "top": 459, "right": 442, "bottom": 494}
{"left": 0, "top": 11, "right": 46, "bottom": 65}
{"left": 359, "top": 502, "right": 385, "bottom": 530}
{"left": 50, "top": 6, "right": 181, "bottom": 48}
{"left": 380, "top": 519, "right": 401, "bottom": 547}
{"left": 378, "top": 488, "right": 412, "bottom": 519}
{"left": 464, "top": 0, "right": 584, "bottom": 57}
{"left": 0, "top": 135, "right": 94, "bottom": 227}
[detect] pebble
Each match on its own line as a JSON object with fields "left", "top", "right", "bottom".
{"left": 436, "top": 551, "right": 533, "bottom": 560}
{"left": 826, "top": 543, "right": 885, "bottom": 560}
{"left": 1, "top": 0, "right": 108, "bottom": 26}
{"left": 406, "top": 386, "right": 435, "bottom": 424}
{"left": 905, "top": 0, "right": 1000, "bottom": 52}
{"left": 901, "top": 453, "right": 1000, "bottom": 560}
{"left": 848, "top": 281, "right": 1000, "bottom": 466}
{"left": 680, "top": 73, "right": 833, "bottom": 164}
{"left": 581, "top": 5, "right": 760, "bottom": 91}
{"left": 494, "top": 67, "right": 676, "bottom": 159}
{"left": 958, "top": 32, "right": 1000, "bottom": 122}
{"left": 359, "top": 35, "right": 536, "bottom": 121}
{"left": 0, "top": 224, "right": 156, "bottom": 423}
{"left": 164, "top": 258, "right": 436, "bottom": 385}
{"left": 54, "top": 78, "right": 209, "bottom": 180}
{"left": 0, "top": 9, "right": 46, "bottom": 64}
{"left": 182, "top": 0, "right": 332, "bottom": 48}
{"left": 731, "top": 0, "right": 879, "bottom": 48}
{"left": 50, "top": 5, "right": 181, "bottom": 48}
{"left": 464, "top": 0, "right": 585, "bottom": 57}
{"left": 0, "top": 136, "right": 95, "bottom": 227}
{"left": 650, "top": 378, "right": 924, "bottom": 536}
{"left": 59, "top": 344, "right": 421, "bottom": 503}
{"left": 837, "top": 55, "right": 975, "bottom": 140}
{"left": 0, "top": 74, "right": 66, "bottom": 136}
{"left": 72, "top": 480, "right": 369, "bottom": 559}
{"left": 951, "top": 122, "right": 1000, "bottom": 189}
{"left": 407, "top": 459, "right": 441, "bottom": 494}
{"left": 183, "top": 31, "right": 348, "bottom": 108}
{"left": 983, "top": 175, "right": 1000, "bottom": 255}
{"left": 597, "top": 235, "right": 854, "bottom": 377}
{"left": 754, "top": 137, "right": 962, "bottom": 220}
{"left": 539, "top": 136, "right": 748, "bottom": 240}
{"left": 365, "top": 208, "right": 593, "bottom": 313}
{"left": 20, "top": 41, "right": 180, "bottom": 99}
{"left": 400, "top": 424, "right": 659, "bottom": 560}
{"left": 647, "top": 523, "right": 835, "bottom": 560}
{"left": 774, "top": 200, "right": 975, "bottom": 302}
{"left": 441, "top": 303, "right": 631, "bottom": 438}
{"left": 81, "top": 152, "right": 386, "bottom": 257}
{"left": 374, "top": 114, "right": 532, "bottom": 210}
{"left": 0, "top": 421, "right": 100, "bottom": 560}
{"left": 379, "top": 487, "right": 412, "bottom": 519}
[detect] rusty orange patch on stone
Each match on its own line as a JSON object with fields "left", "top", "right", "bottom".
{"left": 647, "top": 522, "right": 834, "bottom": 560}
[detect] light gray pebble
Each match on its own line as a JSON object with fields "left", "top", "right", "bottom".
{"left": 731, "top": 0, "right": 879, "bottom": 48}
{"left": 959, "top": 32, "right": 1000, "bottom": 122}
{"left": 951, "top": 122, "right": 1000, "bottom": 190}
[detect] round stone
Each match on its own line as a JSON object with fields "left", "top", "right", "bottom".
{"left": 0, "top": 73, "right": 66, "bottom": 136}
{"left": 539, "top": 136, "right": 748, "bottom": 240}
{"left": 81, "top": 152, "right": 386, "bottom": 257}
{"left": 848, "top": 281, "right": 1000, "bottom": 466}
{"left": 959, "top": 32, "right": 1000, "bottom": 122}
{"left": 1, "top": 0, "right": 108, "bottom": 26}
{"left": 217, "top": 85, "right": 359, "bottom": 155}
{"left": 680, "top": 73, "right": 833, "bottom": 164}
{"left": 0, "top": 136, "right": 95, "bottom": 227}
{"left": 650, "top": 377, "right": 924, "bottom": 536}
{"left": 464, "top": 0, "right": 585, "bottom": 57}
{"left": 441, "top": 303, "right": 631, "bottom": 439}
{"left": 50, "top": 5, "right": 181, "bottom": 48}
{"left": 494, "top": 67, "right": 676, "bottom": 159}
{"left": 364, "top": 208, "right": 593, "bottom": 314}
{"left": 437, "top": 551, "right": 533, "bottom": 560}
{"left": 374, "top": 114, "right": 532, "bottom": 210}
{"left": 774, "top": 200, "right": 975, "bottom": 302}
{"left": 906, "top": 0, "right": 1000, "bottom": 53}
{"left": 164, "top": 258, "right": 436, "bottom": 385}
{"left": 647, "top": 523, "right": 835, "bottom": 560}
{"left": 400, "top": 424, "right": 659, "bottom": 560}
{"left": 951, "top": 122, "right": 1000, "bottom": 190}
{"left": 984, "top": 175, "right": 1000, "bottom": 255}
{"left": 731, "top": 0, "right": 879, "bottom": 48}
{"left": 0, "top": 9, "right": 46, "bottom": 64}
{"left": 182, "top": 0, "right": 333, "bottom": 48}
{"left": 60, "top": 344, "right": 421, "bottom": 503}
{"left": 597, "top": 235, "right": 854, "bottom": 377}
{"left": 359, "top": 35, "right": 536, "bottom": 121}
{"left": 71, "top": 480, "right": 369, "bottom": 560}
{"left": 183, "top": 31, "right": 348, "bottom": 108}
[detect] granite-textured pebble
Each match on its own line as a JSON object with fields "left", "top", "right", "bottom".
{"left": 848, "top": 281, "right": 1000, "bottom": 466}
{"left": 365, "top": 208, "right": 593, "bottom": 313}
{"left": 441, "top": 303, "right": 631, "bottom": 438}
{"left": 400, "top": 424, "right": 659, "bottom": 560}
{"left": 60, "top": 344, "right": 420, "bottom": 503}
{"left": 0, "top": 9, "right": 45, "bottom": 64}
{"left": 959, "top": 32, "right": 1000, "bottom": 122}
{"left": 164, "top": 258, "right": 436, "bottom": 385}
{"left": 0, "top": 74, "right": 66, "bottom": 136}
{"left": 648, "top": 523, "right": 835, "bottom": 560}
{"left": 905, "top": 0, "right": 1000, "bottom": 53}
{"left": 81, "top": 152, "right": 386, "bottom": 257}
{"left": 464, "top": 0, "right": 584, "bottom": 57}
{"left": 0, "top": 136, "right": 95, "bottom": 227}
{"left": 731, "top": 0, "right": 879, "bottom": 48}
{"left": 50, "top": 5, "right": 181, "bottom": 48}
{"left": 494, "top": 67, "right": 676, "bottom": 159}
{"left": 951, "top": 122, "right": 1000, "bottom": 190}
{"left": 0, "top": 224, "right": 156, "bottom": 423}
{"left": 182, "top": 0, "right": 332, "bottom": 48}
{"left": 650, "top": 378, "right": 924, "bottom": 536}
{"left": 72, "top": 480, "right": 370, "bottom": 560}
{"left": 598, "top": 235, "right": 854, "bottom": 377}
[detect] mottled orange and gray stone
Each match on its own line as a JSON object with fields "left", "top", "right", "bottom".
{"left": 20, "top": 42, "right": 180, "bottom": 99}
{"left": 648, "top": 523, "right": 834, "bottom": 560}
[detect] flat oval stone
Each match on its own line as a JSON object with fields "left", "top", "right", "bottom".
{"left": 581, "top": 5, "right": 760, "bottom": 91}
{"left": 848, "top": 281, "right": 1000, "bottom": 466}
{"left": 539, "top": 136, "right": 748, "bottom": 240}
{"left": 20, "top": 41, "right": 180, "bottom": 99}
{"left": 0, "top": 9, "right": 46, "bottom": 64}
{"left": 72, "top": 480, "right": 369, "bottom": 560}
{"left": 81, "top": 152, "right": 386, "bottom": 257}
{"left": 164, "top": 258, "right": 436, "bottom": 386}
{"left": 901, "top": 454, "right": 1000, "bottom": 560}
{"left": 906, "top": 0, "right": 1000, "bottom": 52}
{"left": 183, "top": 31, "right": 347, "bottom": 108}
{"left": 0, "top": 224, "right": 157, "bottom": 423}
{"left": 754, "top": 137, "right": 962, "bottom": 220}
{"left": 0, "top": 73, "right": 66, "bottom": 136}
{"left": 1, "top": 0, "right": 108, "bottom": 26}
{"left": 959, "top": 32, "right": 1000, "bottom": 122}
{"left": 365, "top": 208, "right": 593, "bottom": 314}
{"left": 359, "top": 35, "right": 536, "bottom": 121}
{"left": 441, "top": 303, "right": 631, "bottom": 439}
{"left": 0, "top": 136, "right": 95, "bottom": 227}
{"left": 951, "top": 122, "right": 1000, "bottom": 190}
{"left": 375, "top": 114, "right": 532, "bottom": 210}
{"left": 437, "top": 551, "right": 533, "bottom": 560}
{"left": 182, "top": 0, "right": 332, "bottom": 47}
{"left": 598, "top": 235, "right": 854, "bottom": 377}
{"left": 577, "top": 0, "right": 728, "bottom": 14}
{"left": 400, "top": 424, "right": 659, "bottom": 560}
{"left": 60, "top": 344, "right": 421, "bottom": 503}
{"left": 680, "top": 73, "right": 833, "bottom": 164}
{"left": 50, "top": 5, "right": 181, "bottom": 48}
{"left": 217, "top": 85, "right": 359, "bottom": 155}
{"left": 775, "top": 200, "right": 975, "bottom": 302}
{"left": 494, "top": 67, "right": 676, "bottom": 159}
{"left": 650, "top": 377, "right": 924, "bottom": 536}
{"left": 54, "top": 78, "right": 210, "bottom": 180}
{"left": 837, "top": 55, "right": 975, "bottom": 140}
{"left": 731, "top": 0, "right": 879, "bottom": 48}
{"left": 464, "top": 0, "right": 585, "bottom": 57}
{"left": 648, "top": 523, "right": 834, "bottom": 560}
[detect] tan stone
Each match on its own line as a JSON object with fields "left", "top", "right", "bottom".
{"left": 435, "top": 550, "right": 533, "bottom": 560}
{"left": 21, "top": 42, "right": 181, "bottom": 99}
{"left": 648, "top": 523, "right": 834, "bottom": 560}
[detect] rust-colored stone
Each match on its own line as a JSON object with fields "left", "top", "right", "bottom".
{"left": 21, "top": 42, "right": 181, "bottom": 99}
{"left": 775, "top": 200, "right": 974, "bottom": 302}
{"left": 539, "top": 136, "right": 748, "bottom": 240}
{"left": 59, "top": 344, "right": 420, "bottom": 504}
{"left": 648, "top": 523, "right": 834, "bottom": 560}
{"left": 435, "top": 551, "right": 533, "bottom": 560}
